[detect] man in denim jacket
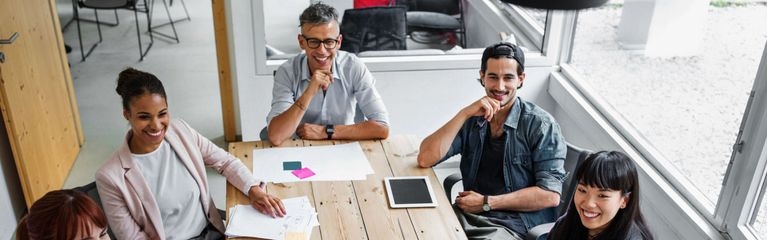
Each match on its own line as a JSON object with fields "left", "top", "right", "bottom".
{"left": 418, "top": 43, "right": 566, "bottom": 239}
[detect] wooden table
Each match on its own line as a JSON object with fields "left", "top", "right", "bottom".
{"left": 226, "top": 135, "right": 467, "bottom": 240}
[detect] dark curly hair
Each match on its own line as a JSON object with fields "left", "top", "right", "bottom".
{"left": 115, "top": 67, "right": 167, "bottom": 110}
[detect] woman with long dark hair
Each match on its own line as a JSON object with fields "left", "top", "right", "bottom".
{"left": 549, "top": 151, "right": 653, "bottom": 240}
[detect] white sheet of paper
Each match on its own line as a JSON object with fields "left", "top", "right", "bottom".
{"left": 252, "top": 142, "right": 374, "bottom": 183}
{"left": 225, "top": 196, "right": 319, "bottom": 239}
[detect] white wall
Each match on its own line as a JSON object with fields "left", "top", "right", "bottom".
{"left": 238, "top": 65, "right": 557, "bottom": 141}
{"left": 0, "top": 118, "right": 26, "bottom": 239}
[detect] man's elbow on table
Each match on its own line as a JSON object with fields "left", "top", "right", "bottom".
{"left": 377, "top": 122, "right": 389, "bottom": 139}
{"left": 267, "top": 130, "right": 286, "bottom": 146}
{"left": 416, "top": 153, "right": 436, "bottom": 168}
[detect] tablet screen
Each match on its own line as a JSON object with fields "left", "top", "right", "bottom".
{"left": 384, "top": 176, "right": 438, "bottom": 208}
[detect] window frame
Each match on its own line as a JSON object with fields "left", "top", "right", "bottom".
{"left": 716, "top": 43, "right": 767, "bottom": 240}
{"left": 491, "top": 0, "right": 547, "bottom": 50}
{"left": 552, "top": 6, "right": 767, "bottom": 239}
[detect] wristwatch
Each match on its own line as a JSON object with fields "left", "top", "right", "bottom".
{"left": 325, "top": 124, "right": 334, "bottom": 140}
{"left": 482, "top": 195, "right": 492, "bottom": 212}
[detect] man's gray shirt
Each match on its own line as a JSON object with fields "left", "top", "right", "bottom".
{"left": 267, "top": 51, "right": 389, "bottom": 126}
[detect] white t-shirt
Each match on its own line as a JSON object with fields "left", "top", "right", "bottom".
{"left": 133, "top": 140, "right": 207, "bottom": 239}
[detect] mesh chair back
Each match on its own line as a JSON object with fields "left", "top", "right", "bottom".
{"left": 340, "top": 6, "right": 407, "bottom": 54}
{"left": 396, "top": 0, "right": 460, "bottom": 15}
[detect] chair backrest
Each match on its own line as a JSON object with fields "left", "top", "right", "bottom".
{"left": 340, "top": 6, "right": 407, "bottom": 54}
{"left": 557, "top": 143, "right": 591, "bottom": 216}
{"left": 396, "top": 0, "right": 460, "bottom": 15}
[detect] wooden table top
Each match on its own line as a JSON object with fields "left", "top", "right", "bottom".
{"left": 225, "top": 135, "right": 467, "bottom": 240}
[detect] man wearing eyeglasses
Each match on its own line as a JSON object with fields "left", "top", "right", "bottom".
{"left": 266, "top": 2, "right": 389, "bottom": 146}
{"left": 417, "top": 43, "right": 567, "bottom": 239}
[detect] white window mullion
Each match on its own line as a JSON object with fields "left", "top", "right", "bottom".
{"left": 717, "top": 41, "right": 767, "bottom": 240}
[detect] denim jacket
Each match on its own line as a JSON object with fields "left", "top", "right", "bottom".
{"left": 439, "top": 97, "right": 567, "bottom": 231}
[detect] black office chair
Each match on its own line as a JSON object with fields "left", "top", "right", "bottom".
{"left": 339, "top": 6, "right": 408, "bottom": 54}
{"left": 73, "top": 0, "right": 154, "bottom": 61}
{"left": 396, "top": 0, "right": 466, "bottom": 48}
{"left": 443, "top": 142, "right": 592, "bottom": 240}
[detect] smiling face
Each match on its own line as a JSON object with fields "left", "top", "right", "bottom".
{"left": 479, "top": 57, "right": 525, "bottom": 107}
{"left": 574, "top": 183, "right": 630, "bottom": 237}
{"left": 298, "top": 21, "right": 342, "bottom": 73}
{"left": 123, "top": 93, "right": 169, "bottom": 154}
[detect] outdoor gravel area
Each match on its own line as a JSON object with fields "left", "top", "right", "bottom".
{"left": 568, "top": 1, "right": 767, "bottom": 236}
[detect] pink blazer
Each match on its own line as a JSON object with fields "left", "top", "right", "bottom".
{"left": 96, "top": 119, "right": 258, "bottom": 239}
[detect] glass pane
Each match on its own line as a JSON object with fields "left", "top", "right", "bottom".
{"left": 754, "top": 181, "right": 767, "bottom": 238}
{"left": 517, "top": 6, "right": 547, "bottom": 29}
{"left": 263, "top": 0, "right": 546, "bottom": 59}
{"left": 494, "top": 0, "right": 547, "bottom": 51}
{"left": 568, "top": 0, "right": 767, "bottom": 206}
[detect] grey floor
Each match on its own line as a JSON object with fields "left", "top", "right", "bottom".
{"left": 58, "top": 1, "right": 461, "bottom": 208}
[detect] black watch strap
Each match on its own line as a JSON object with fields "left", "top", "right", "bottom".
{"left": 325, "top": 124, "right": 334, "bottom": 140}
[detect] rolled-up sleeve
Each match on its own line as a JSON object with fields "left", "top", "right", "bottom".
{"left": 531, "top": 119, "right": 567, "bottom": 195}
{"left": 437, "top": 123, "right": 466, "bottom": 165}
{"left": 352, "top": 59, "right": 389, "bottom": 126}
{"left": 266, "top": 66, "right": 296, "bottom": 125}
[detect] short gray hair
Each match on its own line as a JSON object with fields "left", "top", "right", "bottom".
{"left": 299, "top": 2, "right": 339, "bottom": 27}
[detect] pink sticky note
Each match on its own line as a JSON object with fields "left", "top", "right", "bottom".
{"left": 292, "top": 167, "right": 316, "bottom": 179}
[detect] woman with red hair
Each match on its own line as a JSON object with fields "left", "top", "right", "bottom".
{"left": 16, "top": 190, "right": 110, "bottom": 240}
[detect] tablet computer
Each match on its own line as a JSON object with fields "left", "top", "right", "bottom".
{"left": 384, "top": 176, "right": 438, "bottom": 208}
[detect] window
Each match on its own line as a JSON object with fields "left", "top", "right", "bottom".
{"left": 494, "top": 0, "right": 547, "bottom": 51}
{"left": 261, "top": 1, "right": 548, "bottom": 60}
{"left": 565, "top": 0, "right": 766, "bottom": 213}
{"left": 754, "top": 183, "right": 767, "bottom": 238}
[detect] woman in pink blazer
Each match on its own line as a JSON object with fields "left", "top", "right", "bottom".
{"left": 96, "top": 68, "right": 286, "bottom": 239}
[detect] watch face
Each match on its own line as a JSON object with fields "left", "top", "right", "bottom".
{"left": 483, "top": 204, "right": 491, "bottom": 211}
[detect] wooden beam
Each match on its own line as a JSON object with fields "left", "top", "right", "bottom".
{"left": 212, "top": 0, "right": 237, "bottom": 142}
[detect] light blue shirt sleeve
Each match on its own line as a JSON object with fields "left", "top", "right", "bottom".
{"left": 267, "top": 65, "right": 297, "bottom": 125}
{"left": 348, "top": 54, "right": 389, "bottom": 126}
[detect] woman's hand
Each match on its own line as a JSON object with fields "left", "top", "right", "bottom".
{"left": 248, "top": 185, "right": 287, "bottom": 218}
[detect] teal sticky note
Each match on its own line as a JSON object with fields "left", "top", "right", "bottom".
{"left": 283, "top": 161, "right": 302, "bottom": 171}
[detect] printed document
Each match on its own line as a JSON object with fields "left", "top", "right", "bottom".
{"left": 225, "top": 196, "right": 319, "bottom": 239}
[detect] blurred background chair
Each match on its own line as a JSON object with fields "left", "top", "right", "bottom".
{"left": 73, "top": 0, "right": 154, "bottom": 61}
{"left": 443, "top": 142, "right": 592, "bottom": 240}
{"left": 72, "top": 0, "right": 185, "bottom": 61}
{"left": 396, "top": 0, "right": 465, "bottom": 48}
{"left": 340, "top": 6, "right": 408, "bottom": 54}
{"left": 147, "top": 0, "right": 191, "bottom": 43}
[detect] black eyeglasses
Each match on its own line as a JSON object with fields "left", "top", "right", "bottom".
{"left": 301, "top": 35, "right": 340, "bottom": 49}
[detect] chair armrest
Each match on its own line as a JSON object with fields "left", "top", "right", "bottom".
{"left": 525, "top": 222, "right": 555, "bottom": 240}
{"left": 443, "top": 172, "right": 462, "bottom": 200}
